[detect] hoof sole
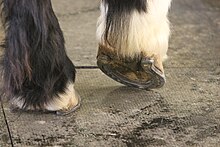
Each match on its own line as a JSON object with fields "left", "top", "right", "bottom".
{"left": 97, "top": 46, "right": 165, "bottom": 89}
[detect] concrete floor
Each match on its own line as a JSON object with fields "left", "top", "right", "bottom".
{"left": 1, "top": 0, "right": 220, "bottom": 146}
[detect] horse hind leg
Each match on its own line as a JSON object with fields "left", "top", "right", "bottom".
{"left": 1, "top": 0, "right": 80, "bottom": 115}
{"left": 97, "top": 0, "right": 172, "bottom": 89}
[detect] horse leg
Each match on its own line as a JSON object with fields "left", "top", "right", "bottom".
{"left": 1, "top": 0, "right": 80, "bottom": 115}
{"left": 97, "top": 0, "right": 172, "bottom": 89}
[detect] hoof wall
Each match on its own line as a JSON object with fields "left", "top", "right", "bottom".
{"left": 56, "top": 92, "right": 81, "bottom": 116}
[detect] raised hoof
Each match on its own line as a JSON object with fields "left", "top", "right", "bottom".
{"left": 97, "top": 45, "right": 166, "bottom": 90}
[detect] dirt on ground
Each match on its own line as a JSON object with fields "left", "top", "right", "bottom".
{"left": 0, "top": 0, "right": 220, "bottom": 146}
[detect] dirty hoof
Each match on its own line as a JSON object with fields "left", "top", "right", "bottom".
{"left": 97, "top": 45, "right": 166, "bottom": 89}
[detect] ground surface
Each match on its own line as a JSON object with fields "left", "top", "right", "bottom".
{"left": 0, "top": 0, "right": 220, "bottom": 146}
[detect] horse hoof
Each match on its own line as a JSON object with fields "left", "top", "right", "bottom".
{"left": 97, "top": 45, "right": 166, "bottom": 90}
{"left": 55, "top": 91, "right": 81, "bottom": 116}
{"left": 9, "top": 83, "right": 81, "bottom": 115}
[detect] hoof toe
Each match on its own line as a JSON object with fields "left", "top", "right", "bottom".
{"left": 56, "top": 93, "right": 81, "bottom": 116}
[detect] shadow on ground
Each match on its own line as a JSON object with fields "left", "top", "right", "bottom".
{"left": 1, "top": 0, "right": 220, "bottom": 146}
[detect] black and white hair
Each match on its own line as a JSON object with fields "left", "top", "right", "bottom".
{"left": 97, "top": 0, "right": 172, "bottom": 59}
{"left": 1, "top": 0, "right": 78, "bottom": 111}
{"left": 0, "top": 0, "right": 171, "bottom": 112}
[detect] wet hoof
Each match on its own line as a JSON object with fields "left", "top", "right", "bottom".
{"left": 97, "top": 45, "right": 166, "bottom": 89}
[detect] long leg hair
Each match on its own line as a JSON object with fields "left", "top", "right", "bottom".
{"left": 1, "top": 0, "right": 76, "bottom": 110}
{"left": 97, "top": 0, "right": 171, "bottom": 59}
{"left": 96, "top": 0, "right": 171, "bottom": 89}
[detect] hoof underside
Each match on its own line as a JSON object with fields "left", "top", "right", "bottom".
{"left": 97, "top": 45, "right": 166, "bottom": 90}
